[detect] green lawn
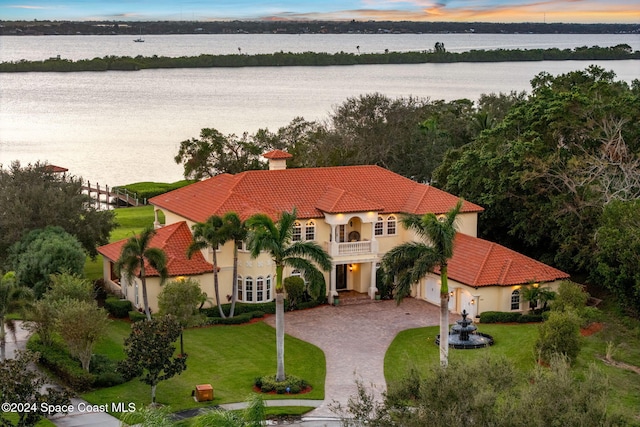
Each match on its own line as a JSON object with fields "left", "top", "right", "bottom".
{"left": 84, "top": 205, "right": 160, "bottom": 280}
{"left": 384, "top": 323, "right": 540, "bottom": 382}
{"left": 83, "top": 321, "right": 325, "bottom": 413}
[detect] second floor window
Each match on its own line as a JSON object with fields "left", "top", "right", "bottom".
{"left": 387, "top": 215, "right": 397, "bottom": 235}
{"left": 375, "top": 216, "right": 384, "bottom": 236}
{"left": 305, "top": 220, "right": 316, "bottom": 241}
{"left": 293, "top": 221, "right": 302, "bottom": 241}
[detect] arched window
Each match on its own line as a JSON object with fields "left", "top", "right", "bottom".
{"left": 375, "top": 216, "right": 384, "bottom": 236}
{"left": 292, "top": 221, "right": 302, "bottom": 241}
{"left": 511, "top": 290, "right": 520, "bottom": 311}
{"left": 134, "top": 282, "right": 139, "bottom": 306}
{"left": 305, "top": 220, "right": 316, "bottom": 241}
{"left": 387, "top": 215, "right": 397, "bottom": 235}
{"left": 256, "top": 276, "right": 264, "bottom": 301}
{"left": 266, "top": 275, "right": 272, "bottom": 301}
{"left": 237, "top": 275, "right": 243, "bottom": 301}
{"left": 246, "top": 276, "right": 254, "bottom": 302}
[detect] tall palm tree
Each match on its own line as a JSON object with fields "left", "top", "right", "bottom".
{"left": 247, "top": 210, "right": 332, "bottom": 382}
{"left": 187, "top": 215, "right": 227, "bottom": 318}
{"left": 116, "top": 226, "right": 168, "bottom": 321}
{"left": 0, "top": 271, "right": 34, "bottom": 360}
{"left": 382, "top": 200, "right": 462, "bottom": 368}
{"left": 220, "top": 212, "right": 247, "bottom": 318}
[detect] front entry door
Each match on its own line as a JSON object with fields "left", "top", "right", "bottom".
{"left": 336, "top": 264, "right": 347, "bottom": 290}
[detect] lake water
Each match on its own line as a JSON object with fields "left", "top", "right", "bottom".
{"left": 0, "top": 34, "right": 638, "bottom": 186}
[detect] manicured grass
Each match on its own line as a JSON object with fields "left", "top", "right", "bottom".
{"left": 109, "top": 205, "right": 159, "bottom": 241}
{"left": 385, "top": 323, "right": 540, "bottom": 383}
{"left": 84, "top": 205, "right": 160, "bottom": 280}
{"left": 82, "top": 321, "right": 325, "bottom": 413}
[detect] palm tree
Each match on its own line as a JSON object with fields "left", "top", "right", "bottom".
{"left": 220, "top": 212, "right": 247, "bottom": 318}
{"left": 188, "top": 215, "right": 227, "bottom": 318}
{"left": 382, "top": 200, "right": 462, "bottom": 368}
{"left": 0, "top": 271, "right": 34, "bottom": 360}
{"left": 116, "top": 226, "right": 168, "bottom": 321}
{"left": 247, "top": 210, "right": 332, "bottom": 382}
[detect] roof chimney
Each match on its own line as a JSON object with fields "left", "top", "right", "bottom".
{"left": 263, "top": 149, "right": 293, "bottom": 171}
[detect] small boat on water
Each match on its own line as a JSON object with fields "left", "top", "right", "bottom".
{"left": 134, "top": 28, "right": 144, "bottom": 42}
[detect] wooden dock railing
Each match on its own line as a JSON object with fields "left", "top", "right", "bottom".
{"left": 82, "top": 181, "right": 145, "bottom": 208}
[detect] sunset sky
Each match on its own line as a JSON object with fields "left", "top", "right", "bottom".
{"left": 1, "top": 0, "right": 639, "bottom": 24}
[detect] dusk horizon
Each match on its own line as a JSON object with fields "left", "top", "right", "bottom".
{"left": 1, "top": 0, "right": 638, "bottom": 24}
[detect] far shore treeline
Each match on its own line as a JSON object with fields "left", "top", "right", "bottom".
{"left": 0, "top": 44, "right": 637, "bottom": 72}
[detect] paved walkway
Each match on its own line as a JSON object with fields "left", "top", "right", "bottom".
{"left": 263, "top": 297, "right": 442, "bottom": 419}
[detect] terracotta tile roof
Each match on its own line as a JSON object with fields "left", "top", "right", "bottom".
{"left": 149, "top": 165, "right": 483, "bottom": 222}
{"left": 263, "top": 149, "right": 293, "bottom": 159}
{"left": 98, "top": 222, "right": 213, "bottom": 277}
{"left": 315, "top": 186, "right": 385, "bottom": 213}
{"left": 446, "top": 233, "right": 569, "bottom": 287}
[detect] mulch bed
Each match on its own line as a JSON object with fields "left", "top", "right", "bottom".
{"left": 580, "top": 322, "right": 603, "bottom": 336}
{"left": 252, "top": 385, "right": 313, "bottom": 395}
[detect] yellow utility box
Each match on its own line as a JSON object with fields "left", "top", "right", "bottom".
{"left": 195, "top": 384, "right": 213, "bottom": 402}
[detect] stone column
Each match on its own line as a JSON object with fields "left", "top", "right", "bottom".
{"left": 368, "top": 261, "right": 378, "bottom": 299}
{"left": 329, "top": 263, "right": 337, "bottom": 304}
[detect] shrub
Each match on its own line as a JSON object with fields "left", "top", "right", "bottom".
{"left": 535, "top": 310, "right": 582, "bottom": 364}
{"left": 552, "top": 281, "right": 588, "bottom": 312}
{"left": 284, "top": 276, "right": 305, "bottom": 310}
{"left": 90, "top": 354, "right": 125, "bottom": 387}
{"left": 27, "top": 338, "right": 94, "bottom": 391}
{"left": 104, "top": 297, "right": 132, "bottom": 318}
{"left": 205, "top": 311, "right": 264, "bottom": 325}
{"left": 479, "top": 311, "right": 522, "bottom": 323}
{"left": 255, "top": 374, "right": 309, "bottom": 394}
{"left": 201, "top": 301, "right": 276, "bottom": 317}
{"left": 518, "top": 314, "right": 544, "bottom": 323}
{"left": 128, "top": 310, "right": 147, "bottom": 322}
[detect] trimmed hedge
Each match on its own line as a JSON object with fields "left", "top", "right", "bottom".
{"left": 200, "top": 299, "right": 322, "bottom": 319}
{"left": 27, "top": 338, "right": 94, "bottom": 391}
{"left": 254, "top": 374, "right": 309, "bottom": 394}
{"left": 104, "top": 297, "right": 132, "bottom": 318}
{"left": 480, "top": 311, "right": 544, "bottom": 323}
{"left": 204, "top": 311, "right": 265, "bottom": 325}
{"left": 128, "top": 310, "right": 147, "bottom": 322}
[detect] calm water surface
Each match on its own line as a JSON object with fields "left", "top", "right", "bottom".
{"left": 1, "top": 34, "right": 638, "bottom": 185}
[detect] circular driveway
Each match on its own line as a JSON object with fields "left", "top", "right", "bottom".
{"left": 264, "top": 298, "right": 441, "bottom": 418}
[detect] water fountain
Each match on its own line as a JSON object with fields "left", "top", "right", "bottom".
{"left": 436, "top": 309, "right": 494, "bottom": 349}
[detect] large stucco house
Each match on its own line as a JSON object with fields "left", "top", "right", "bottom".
{"left": 98, "top": 150, "right": 569, "bottom": 317}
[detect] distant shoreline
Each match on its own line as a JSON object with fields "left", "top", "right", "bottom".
{"left": 1, "top": 20, "right": 638, "bottom": 37}
{"left": 1, "top": 45, "right": 637, "bottom": 73}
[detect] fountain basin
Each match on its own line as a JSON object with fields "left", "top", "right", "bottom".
{"left": 435, "top": 309, "right": 494, "bottom": 349}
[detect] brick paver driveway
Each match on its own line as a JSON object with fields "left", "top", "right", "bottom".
{"left": 264, "top": 298, "right": 441, "bottom": 418}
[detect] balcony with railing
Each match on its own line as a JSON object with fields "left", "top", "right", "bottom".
{"left": 324, "top": 240, "right": 377, "bottom": 258}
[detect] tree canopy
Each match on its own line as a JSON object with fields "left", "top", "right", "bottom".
{"left": 0, "top": 161, "right": 115, "bottom": 262}
{"left": 7, "top": 226, "right": 86, "bottom": 297}
{"left": 434, "top": 66, "right": 640, "bottom": 277}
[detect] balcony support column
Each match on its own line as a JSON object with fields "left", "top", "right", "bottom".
{"left": 329, "top": 263, "right": 337, "bottom": 304}
{"left": 368, "top": 261, "right": 378, "bottom": 299}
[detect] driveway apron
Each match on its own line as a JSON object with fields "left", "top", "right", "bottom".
{"left": 264, "top": 298, "right": 442, "bottom": 418}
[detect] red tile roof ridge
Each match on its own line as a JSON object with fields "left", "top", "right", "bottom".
{"left": 470, "top": 238, "right": 495, "bottom": 286}
{"left": 263, "top": 149, "right": 293, "bottom": 159}
{"left": 497, "top": 258, "right": 514, "bottom": 286}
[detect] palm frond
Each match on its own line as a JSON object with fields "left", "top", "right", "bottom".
{"left": 284, "top": 241, "right": 332, "bottom": 271}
